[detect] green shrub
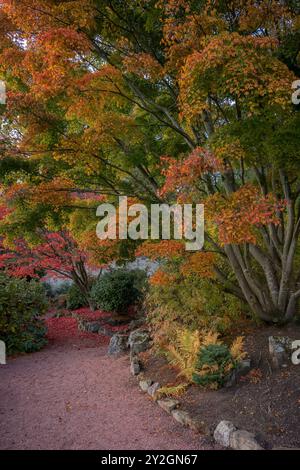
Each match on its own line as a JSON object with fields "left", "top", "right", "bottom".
{"left": 66, "top": 283, "right": 89, "bottom": 310}
{"left": 91, "top": 269, "right": 146, "bottom": 313}
{"left": 0, "top": 273, "right": 48, "bottom": 354}
{"left": 192, "top": 343, "right": 237, "bottom": 388}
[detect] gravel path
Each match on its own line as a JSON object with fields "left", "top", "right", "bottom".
{"left": 0, "top": 341, "right": 213, "bottom": 450}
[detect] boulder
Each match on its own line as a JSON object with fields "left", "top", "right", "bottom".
{"left": 171, "top": 409, "right": 191, "bottom": 426}
{"left": 214, "top": 420, "right": 237, "bottom": 447}
{"left": 147, "top": 382, "right": 160, "bottom": 399}
{"left": 0, "top": 340, "right": 6, "bottom": 365}
{"left": 130, "top": 356, "right": 141, "bottom": 376}
{"left": 229, "top": 430, "right": 263, "bottom": 450}
{"left": 157, "top": 398, "right": 180, "bottom": 414}
{"left": 107, "top": 333, "right": 128, "bottom": 356}
{"left": 128, "top": 329, "right": 150, "bottom": 354}
{"left": 128, "top": 317, "right": 145, "bottom": 330}
{"left": 269, "top": 336, "right": 291, "bottom": 369}
{"left": 139, "top": 379, "right": 153, "bottom": 392}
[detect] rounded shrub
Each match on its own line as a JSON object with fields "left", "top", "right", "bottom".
{"left": 192, "top": 343, "right": 236, "bottom": 388}
{"left": 0, "top": 273, "right": 48, "bottom": 355}
{"left": 66, "top": 283, "right": 89, "bottom": 310}
{"left": 91, "top": 269, "right": 146, "bottom": 313}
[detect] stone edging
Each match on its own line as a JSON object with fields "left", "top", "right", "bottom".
{"left": 129, "top": 346, "right": 296, "bottom": 451}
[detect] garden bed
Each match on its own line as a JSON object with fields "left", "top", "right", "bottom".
{"left": 139, "top": 323, "right": 300, "bottom": 449}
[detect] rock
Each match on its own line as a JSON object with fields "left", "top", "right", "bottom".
{"left": 147, "top": 382, "right": 160, "bottom": 399}
{"left": 107, "top": 333, "right": 128, "bottom": 356}
{"left": 130, "top": 356, "right": 141, "bottom": 376}
{"left": 128, "top": 329, "right": 150, "bottom": 354}
{"left": 225, "top": 359, "right": 251, "bottom": 387}
{"left": 269, "top": 336, "right": 290, "bottom": 369}
{"left": 214, "top": 420, "right": 237, "bottom": 447}
{"left": 229, "top": 430, "right": 263, "bottom": 450}
{"left": 128, "top": 317, "right": 145, "bottom": 330}
{"left": 98, "top": 326, "right": 115, "bottom": 337}
{"left": 171, "top": 409, "right": 191, "bottom": 426}
{"left": 157, "top": 398, "right": 180, "bottom": 414}
{"left": 78, "top": 319, "right": 102, "bottom": 333}
{"left": 139, "top": 379, "right": 153, "bottom": 392}
{"left": 105, "top": 315, "right": 131, "bottom": 326}
{"left": 0, "top": 340, "right": 6, "bottom": 365}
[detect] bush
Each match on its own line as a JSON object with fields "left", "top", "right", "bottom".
{"left": 192, "top": 343, "right": 237, "bottom": 388}
{"left": 156, "top": 325, "right": 246, "bottom": 389}
{"left": 146, "top": 273, "right": 244, "bottom": 335}
{"left": 91, "top": 269, "right": 146, "bottom": 313}
{"left": 0, "top": 273, "right": 48, "bottom": 354}
{"left": 66, "top": 283, "right": 89, "bottom": 310}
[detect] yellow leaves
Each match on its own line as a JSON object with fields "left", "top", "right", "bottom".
{"left": 201, "top": 330, "right": 221, "bottom": 347}
{"left": 136, "top": 240, "right": 185, "bottom": 260}
{"left": 180, "top": 252, "right": 216, "bottom": 279}
{"left": 165, "top": 328, "right": 201, "bottom": 382}
{"left": 158, "top": 323, "right": 247, "bottom": 387}
{"left": 213, "top": 139, "right": 246, "bottom": 163}
{"left": 230, "top": 336, "right": 247, "bottom": 362}
{"left": 178, "top": 32, "right": 296, "bottom": 124}
{"left": 156, "top": 383, "right": 188, "bottom": 399}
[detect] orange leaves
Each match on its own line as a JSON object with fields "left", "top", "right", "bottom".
{"left": 29, "top": 178, "right": 74, "bottom": 208}
{"left": 180, "top": 252, "right": 216, "bottom": 279}
{"left": 206, "top": 185, "right": 286, "bottom": 245}
{"left": 4, "top": 178, "right": 74, "bottom": 209}
{"left": 123, "top": 53, "right": 164, "bottom": 81}
{"left": 159, "top": 147, "right": 222, "bottom": 197}
{"left": 77, "top": 229, "right": 121, "bottom": 267}
{"left": 136, "top": 240, "right": 185, "bottom": 260}
{"left": 179, "top": 32, "right": 295, "bottom": 123}
{"left": 3, "top": 1, "right": 96, "bottom": 33}
{"left": 149, "top": 269, "right": 177, "bottom": 286}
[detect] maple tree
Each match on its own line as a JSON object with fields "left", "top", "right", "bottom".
{"left": 0, "top": 1, "right": 299, "bottom": 322}
{"left": 0, "top": 226, "right": 96, "bottom": 309}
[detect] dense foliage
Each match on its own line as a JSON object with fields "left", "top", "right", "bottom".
{"left": 0, "top": 273, "right": 48, "bottom": 354}
{"left": 147, "top": 264, "right": 244, "bottom": 334}
{"left": 91, "top": 269, "right": 146, "bottom": 313}
{"left": 66, "top": 283, "right": 90, "bottom": 310}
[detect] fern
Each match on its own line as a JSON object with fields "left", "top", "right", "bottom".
{"left": 156, "top": 383, "right": 189, "bottom": 399}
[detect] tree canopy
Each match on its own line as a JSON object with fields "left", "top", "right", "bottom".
{"left": 0, "top": 0, "right": 300, "bottom": 322}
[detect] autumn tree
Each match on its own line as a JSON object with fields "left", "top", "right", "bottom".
{"left": 0, "top": 1, "right": 299, "bottom": 322}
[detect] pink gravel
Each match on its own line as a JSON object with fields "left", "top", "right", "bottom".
{"left": 0, "top": 340, "right": 214, "bottom": 450}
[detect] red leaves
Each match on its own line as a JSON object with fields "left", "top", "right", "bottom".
{"left": 45, "top": 317, "right": 108, "bottom": 347}
{"left": 45, "top": 308, "right": 130, "bottom": 347}
{"left": 159, "top": 147, "right": 222, "bottom": 197}
{"left": 0, "top": 231, "right": 87, "bottom": 280}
